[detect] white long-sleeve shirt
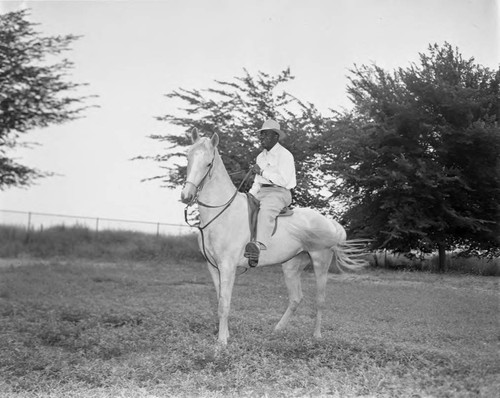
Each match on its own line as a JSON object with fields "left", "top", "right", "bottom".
{"left": 249, "top": 142, "right": 297, "bottom": 196}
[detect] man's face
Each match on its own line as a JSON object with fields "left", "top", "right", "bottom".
{"left": 259, "top": 130, "right": 279, "bottom": 151}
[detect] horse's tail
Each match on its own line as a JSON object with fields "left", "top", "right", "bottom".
{"left": 331, "top": 239, "right": 370, "bottom": 271}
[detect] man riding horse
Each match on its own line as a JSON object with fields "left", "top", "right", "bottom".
{"left": 181, "top": 126, "right": 366, "bottom": 345}
{"left": 244, "top": 119, "right": 297, "bottom": 266}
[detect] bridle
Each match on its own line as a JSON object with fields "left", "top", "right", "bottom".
{"left": 183, "top": 149, "right": 217, "bottom": 209}
{"left": 183, "top": 149, "right": 253, "bottom": 269}
{"left": 184, "top": 149, "right": 252, "bottom": 223}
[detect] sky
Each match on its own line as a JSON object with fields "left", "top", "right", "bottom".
{"left": 0, "top": 0, "right": 498, "bottom": 233}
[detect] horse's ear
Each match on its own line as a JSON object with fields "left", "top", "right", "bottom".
{"left": 211, "top": 133, "right": 219, "bottom": 148}
{"left": 188, "top": 127, "right": 199, "bottom": 144}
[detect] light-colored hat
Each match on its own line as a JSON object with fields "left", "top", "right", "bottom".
{"left": 258, "top": 119, "right": 286, "bottom": 140}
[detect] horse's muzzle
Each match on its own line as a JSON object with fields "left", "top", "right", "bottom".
{"left": 180, "top": 184, "right": 195, "bottom": 204}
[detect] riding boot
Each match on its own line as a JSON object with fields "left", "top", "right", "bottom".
{"left": 244, "top": 241, "right": 267, "bottom": 267}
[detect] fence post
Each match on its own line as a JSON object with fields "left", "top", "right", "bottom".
{"left": 25, "top": 212, "right": 32, "bottom": 242}
{"left": 95, "top": 218, "right": 99, "bottom": 236}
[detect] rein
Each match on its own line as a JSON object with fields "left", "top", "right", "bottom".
{"left": 184, "top": 155, "right": 253, "bottom": 269}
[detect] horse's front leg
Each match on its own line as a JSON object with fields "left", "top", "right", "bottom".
{"left": 216, "top": 263, "right": 236, "bottom": 345}
{"left": 206, "top": 262, "right": 220, "bottom": 332}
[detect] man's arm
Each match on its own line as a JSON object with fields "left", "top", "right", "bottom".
{"left": 249, "top": 153, "right": 264, "bottom": 196}
{"left": 248, "top": 178, "right": 260, "bottom": 196}
{"left": 261, "top": 150, "right": 295, "bottom": 187}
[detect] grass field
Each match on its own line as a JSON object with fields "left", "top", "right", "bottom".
{"left": 0, "top": 256, "right": 498, "bottom": 397}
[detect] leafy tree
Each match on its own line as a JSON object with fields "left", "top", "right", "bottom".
{"left": 145, "top": 68, "right": 334, "bottom": 211}
{"left": 147, "top": 43, "right": 498, "bottom": 269}
{"left": 0, "top": 9, "right": 93, "bottom": 189}
{"left": 323, "top": 43, "right": 499, "bottom": 268}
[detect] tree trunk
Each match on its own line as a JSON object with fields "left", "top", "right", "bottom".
{"left": 437, "top": 243, "right": 446, "bottom": 273}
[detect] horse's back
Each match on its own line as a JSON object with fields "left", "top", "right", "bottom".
{"left": 279, "top": 207, "right": 347, "bottom": 249}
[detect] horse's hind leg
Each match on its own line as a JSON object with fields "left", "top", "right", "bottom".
{"left": 274, "top": 252, "right": 310, "bottom": 333}
{"left": 309, "top": 249, "right": 333, "bottom": 339}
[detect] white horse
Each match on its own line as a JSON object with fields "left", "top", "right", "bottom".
{"left": 181, "top": 129, "right": 366, "bottom": 345}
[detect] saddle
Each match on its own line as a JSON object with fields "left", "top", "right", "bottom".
{"left": 246, "top": 193, "right": 293, "bottom": 243}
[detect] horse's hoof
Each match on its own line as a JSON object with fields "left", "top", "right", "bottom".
{"left": 273, "top": 325, "right": 285, "bottom": 334}
{"left": 215, "top": 340, "right": 228, "bottom": 352}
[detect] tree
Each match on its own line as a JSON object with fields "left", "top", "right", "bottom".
{"left": 0, "top": 9, "right": 93, "bottom": 190}
{"left": 146, "top": 43, "right": 498, "bottom": 268}
{"left": 144, "top": 68, "right": 335, "bottom": 211}
{"left": 323, "top": 43, "right": 500, "bottom": 267}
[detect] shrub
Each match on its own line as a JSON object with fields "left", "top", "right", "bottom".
{"left": 369, "top": 250, "right": 500, "bottom": 275}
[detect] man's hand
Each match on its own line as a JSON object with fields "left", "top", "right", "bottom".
{"left": 251, "top": 164, "right": 262, "bottom": 175}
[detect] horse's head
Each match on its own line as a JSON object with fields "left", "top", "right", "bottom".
{"left": 180, "top": 128, "right": 219, "bottom": 204}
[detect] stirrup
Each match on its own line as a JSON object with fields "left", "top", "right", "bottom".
{"left": 244, "top": 241, "right": 266, "bottom": 267}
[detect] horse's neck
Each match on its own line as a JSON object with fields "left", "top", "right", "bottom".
{"left": 197, "top": 153, "right": 237, "bottom": 217}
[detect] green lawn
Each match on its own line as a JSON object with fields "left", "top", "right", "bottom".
{"left": 0, "top": 258, "right": 498, "bottom": 397}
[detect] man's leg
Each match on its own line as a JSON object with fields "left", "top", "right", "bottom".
{"left": 255, "top": 192, "right": 286, "bottom": 246}
{"left": 244, "top": 188, "right": 291, "bottom": 266}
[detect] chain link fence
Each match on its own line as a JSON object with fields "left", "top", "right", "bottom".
{"left": 0, "top": 209, "right": 191, "bottom": 236}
